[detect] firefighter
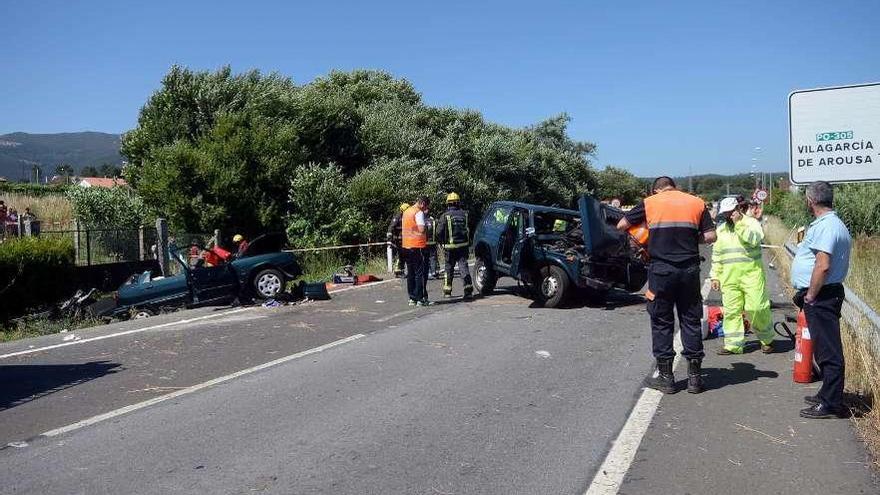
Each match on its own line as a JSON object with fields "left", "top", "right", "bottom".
{"left": 232, "top": 234, "right": 249, "bottom": 256}
{"left": 387, "top": 203, "right": 410, "bottom": 277}
{"left": 617, "top": 177, "right": 716, "bottom": 394}
{"left": 710, "top": 196, "right": 774, "bottom": 355}
{"left": 425, "top": 213, "right": 440, "bottom": 280}
{"left": 436, "top": 192, "right": 473, "bottom": 299}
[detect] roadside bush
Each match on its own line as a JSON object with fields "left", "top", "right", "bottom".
{"left": 123, "top": 66, "right": 599, "bottom": 244}
{"left": 0, "top": 236, "right": 75, "bottom": 322}
{"left": 0, "top": 183, "right": 69, "bottom": 197}
{"left": 765, "top": 184, "right": 880, "bottom": 236}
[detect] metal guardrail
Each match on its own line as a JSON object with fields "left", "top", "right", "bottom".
{"left": 784, "top": 241, "right": 880, "bottom": 356}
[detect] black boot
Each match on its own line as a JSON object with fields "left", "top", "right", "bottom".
{"left": 644, "top": 358, "right": 676, "bottom": 394}
{"left": 687, "top": 359, "right": 704, "bottom": 394}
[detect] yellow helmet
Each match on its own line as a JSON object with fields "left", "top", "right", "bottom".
{"left": 399, "top": 202, "right": 411, "bottom": 212}
{"left": 446, "top": 192, "right": 460, "bottom": 204}
{"left": 233, "top": 234, "right": 244, "bottom": 243}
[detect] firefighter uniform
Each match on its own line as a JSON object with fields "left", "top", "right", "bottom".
{"left": 710, "top": 213, "right": 773, "bottom": 354}
{"left": 437, "top": 193, "right": 473, "bottom": 298}
{"left": 623, "top": 188, "right": 715, "bottom": 393}
{"left": 425, "top": 215, "right": 440, "bottom": 279}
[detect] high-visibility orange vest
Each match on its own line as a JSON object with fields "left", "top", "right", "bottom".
{"left": 401, "top": 205, "right": 427, "bottom": 249}
{"left": 644, "top": 190, "right": 705, "bottom": 230}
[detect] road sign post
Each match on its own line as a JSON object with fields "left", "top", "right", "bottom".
{"left": 789, "top": 82, "right": 880, "bottom": 184}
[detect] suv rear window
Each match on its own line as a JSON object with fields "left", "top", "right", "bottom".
{"left": 483, "top": 205, "right": 513, "bottom": 229}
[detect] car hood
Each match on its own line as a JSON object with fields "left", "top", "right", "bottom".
{"left": 578, "top": 195, "right": 627, "bottom": 256}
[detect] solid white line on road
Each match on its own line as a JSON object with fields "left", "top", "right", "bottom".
{"left": 372, "top": 308, "right": 420, "bottom": 323}
{"left": 0, "top": 308, "right": 251, "bottom": 360}
{"left": 585, "top": 278, "right": 711, "bottom": 494}
{"left": 41, "top": 333, "right": 365, "bottom": 438}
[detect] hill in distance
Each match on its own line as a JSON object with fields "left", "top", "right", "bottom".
{"left": 0, "top": 131, "right": 122, "bottom": 180}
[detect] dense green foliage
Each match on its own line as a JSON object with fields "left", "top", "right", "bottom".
{"left": 0, "top": 182, "right": 70, "bottom": 197}
{"left": 122, "top": 66, "right": 598, "bottom": 246}
{"left": 665, "top": 173, "right": 778, "bottom": 201}
{"left": 764, "top": 183, "right": 880, "bottom": 236}
{"left": 80, "top": 163, "right": 123, "bottom": 178}
{"left": 66, "top": 186, "right": 149, "bottom": 227}
{"left": 595, "top": 166, "right": 645, "bottom": 204}
{"left": 0, "top": 236, "right": 75, "bottom": 321}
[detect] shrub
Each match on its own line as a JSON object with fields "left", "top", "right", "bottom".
{"left": 765, "top": 184, "right": 880, "bottom": 236}
{"left": 66, "top": 185, "right": 149, "bottom": 228}
{"left": 0, "top": 236, "right": 76, "bottom": 321}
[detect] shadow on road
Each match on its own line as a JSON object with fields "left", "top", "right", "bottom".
{"left": 0, "top": 361, "right": 123, "bottom": 411}
{"left": 699, "top": 362, "right": 779, "bottom": 391}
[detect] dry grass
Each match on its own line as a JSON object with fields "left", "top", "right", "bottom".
{"left": 0, "top": 192, "right": 74, "bottom": 228}
{"left": 765, "top": 216, "right": 880, "bottom": 469}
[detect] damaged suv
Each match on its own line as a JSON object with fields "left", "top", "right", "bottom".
{"left": 472, "top": 195, "right": 648, "bottom": 307}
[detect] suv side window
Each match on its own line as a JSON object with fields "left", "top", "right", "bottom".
{"left": 484, "top": 205, "right": 512, "bottom": 229}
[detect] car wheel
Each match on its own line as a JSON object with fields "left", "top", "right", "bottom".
{"left": 253, "top": 268, "right": 285, "bottom": 299}
{"left": 132, "top": 307, "right": 156, "bottom": 320}
{"left": 473, "top": 257, "right": 496, "bottom": 296}
{"left": 536, "top": 265, "right": 569, "bottom": 308}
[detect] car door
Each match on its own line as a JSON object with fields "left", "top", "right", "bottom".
{"left": 508, "top": 209, "right": 534, "bottom": 280}
{"left": 496, "top": 207, "right": 528, "bottom": 275}
{"left": 189, "top": 263, "right": 238, "bottom": 304}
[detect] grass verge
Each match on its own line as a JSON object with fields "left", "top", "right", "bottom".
{"left": 765, "top": 216, "right": 880, "bottom": 469}
{"left": 1, "top": 315, "right": 103, "bottom": 343}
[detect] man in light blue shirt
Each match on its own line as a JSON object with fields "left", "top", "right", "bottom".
{"left": 790, "top": 181, "right": 852, "bottom": 419}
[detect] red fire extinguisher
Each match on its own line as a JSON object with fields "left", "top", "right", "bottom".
{"left": 793, "top": 310, "right": 814, "bottom": 383}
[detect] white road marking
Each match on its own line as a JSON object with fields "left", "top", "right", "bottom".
{"left": 0, "top": 308, "right": 251, "bottom": 360}
{"left": 41, "top": 334, "right": 365, "bottom": 438}
{"left": 585, "top": 278, "right": 711, "bottom": 494}
{"left": 372, "top": 308, "right": 420, "bottom": 323}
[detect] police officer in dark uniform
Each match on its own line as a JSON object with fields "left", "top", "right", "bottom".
{"left": 617, "top": 177, "right": 716, "bottom": 394}
{"left": 436, "top": 192, "right": 474, "bottom": 299}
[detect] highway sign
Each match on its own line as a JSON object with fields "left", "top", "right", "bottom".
{"left": 789, "top": 82, "right": 880, "bottom": 184}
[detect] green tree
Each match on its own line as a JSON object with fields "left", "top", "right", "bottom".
{"left": 596, "top": 166, "right": 644, "bottom": 205}
{"left": 122, "top": 66, "right": 599, "bottom": 244}
{"left": 80, "top": 166, "right": 100, "bottom": 177}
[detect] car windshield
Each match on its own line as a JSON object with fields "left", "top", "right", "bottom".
{"left": 533, "top": 211, "right": 579, "bottom": 237}
{"left": 240, "top": 232, "right": 286, "bottom": 257}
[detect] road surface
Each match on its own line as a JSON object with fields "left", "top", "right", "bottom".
{"left": 0, "top": 255, "right": 876, "bottom": 494}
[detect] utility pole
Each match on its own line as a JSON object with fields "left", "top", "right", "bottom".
{"left": 726, "top": 183, "right": 730, "bottom": 196}
{"left": 688, "top": 164, "right": 693, "bottom": 193}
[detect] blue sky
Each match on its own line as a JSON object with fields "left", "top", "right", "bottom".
{"left": 2, "top": 0, "right": 878, "bottom": 177}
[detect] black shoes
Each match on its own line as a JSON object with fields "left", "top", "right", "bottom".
{"left": 645, "top": 359, "right": 676, "bottom": 394}
{"left": 687, "top": 359, "right": 704, "bottom": 394}
{"left": 803, "top": 395, "right": 820, "bottom": 406}
{"left": 799, "top": 402, "right": 849, "bottom": 419}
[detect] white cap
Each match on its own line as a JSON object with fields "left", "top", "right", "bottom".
{"left": 718, "top": 197, "right": 739, "bottom": 214}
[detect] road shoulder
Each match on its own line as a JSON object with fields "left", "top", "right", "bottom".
{"left": 619, "top": 254, "right": 878, "bottom": 493}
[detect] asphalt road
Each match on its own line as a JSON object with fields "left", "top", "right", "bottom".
{"left": 0, "top": 277, "right": 654, "bottom": 494}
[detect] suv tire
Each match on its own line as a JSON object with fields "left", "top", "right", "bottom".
{"left": 535, "top": 265, "right": 569, "bottom": 308}
{"left": 473, "top": 257, "right": 497, "bottom": 296}
{"left": 253, "top": 268, "right": 285, "bottom": 299}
